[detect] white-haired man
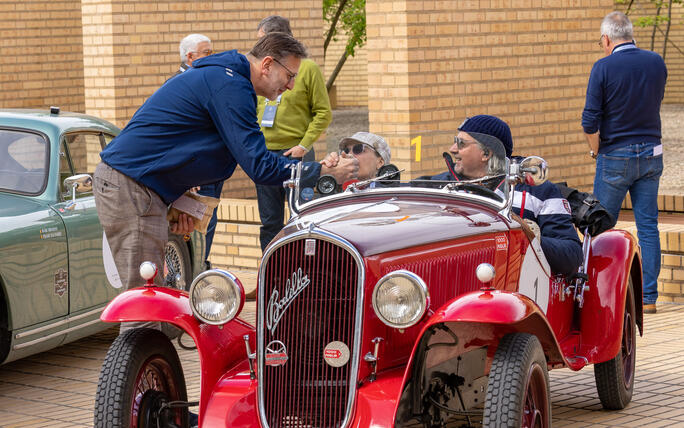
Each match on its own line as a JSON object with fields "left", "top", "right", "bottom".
{"left": 582, "top": 11, "right": 667, "bottom": 313}
{"left": 175, "top": 33, "right": 213, "bottom": 77}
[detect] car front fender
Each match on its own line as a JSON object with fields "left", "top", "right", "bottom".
{"left": 101, "top": 286, "right": 255, "bottom": 419}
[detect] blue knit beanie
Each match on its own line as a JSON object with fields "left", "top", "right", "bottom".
{"left": 458, "top": 115, "right": 513, "bottom": 158}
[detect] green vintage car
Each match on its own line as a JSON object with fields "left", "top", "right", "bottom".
{"left": 0, "top": 108, "right": 205, "bottom": 364}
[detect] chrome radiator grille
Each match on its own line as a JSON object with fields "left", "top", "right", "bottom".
{"left": 258, "top": 235, "right": 362, "bottom": 428}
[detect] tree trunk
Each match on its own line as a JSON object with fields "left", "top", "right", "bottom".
{"left": 663, "top": 0, "right": 674, "bottom": 60}
{"left": 326, "top": 50, "right": 349, "bottom": 92}
{"left": 324, "top": 0, "right": 350, "bottom": 58}
{"left": 650, "top": 4, "right": 662, "bottom": 51}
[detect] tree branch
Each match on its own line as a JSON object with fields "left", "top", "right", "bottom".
{"left": 324, "top": 0, "right": 350, "bottom": 57}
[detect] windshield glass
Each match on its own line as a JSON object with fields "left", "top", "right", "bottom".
{"left": 0, "top": 129, "right": 48, "bottom": 194}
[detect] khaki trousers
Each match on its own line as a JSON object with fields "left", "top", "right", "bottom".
{"left": 93, "top": 162, "right": 171, "bottom": 334}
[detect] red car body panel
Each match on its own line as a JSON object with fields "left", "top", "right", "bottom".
{"left": 200, "top": 365, "right": 405, "bottom": 428}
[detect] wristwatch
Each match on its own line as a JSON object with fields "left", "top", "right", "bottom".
{"left": 590, "top": 150, "right": 597, "bottom": 159}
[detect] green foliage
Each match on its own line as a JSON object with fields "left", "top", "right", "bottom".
{"left": 323, "top": 0, "right": 366, "bottom": 57}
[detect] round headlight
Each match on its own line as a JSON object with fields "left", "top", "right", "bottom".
{"left": 372, "top": 270, "right": 429, "bottom": 329}
{"left": 189, "top": 270, "right": 244, "bottom": 325}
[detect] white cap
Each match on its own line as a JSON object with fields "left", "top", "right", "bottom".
{"left": 339, "top": 132, "right": 391, "bottom": 165}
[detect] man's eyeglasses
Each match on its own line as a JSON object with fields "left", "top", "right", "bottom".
{"left": 454, "top": 136, "right": 479, "bottom": 150}
{"left": 597, "top": 34, "right": 605, "bottom": 48}
{"left": 272, "top": 57, "right": 297, "bottom": 82}
{"left": 340, "top": 143, "right": 375, "bottom": 156}
{"left": 192, "top": 49, "right": 213, "bottom": 56}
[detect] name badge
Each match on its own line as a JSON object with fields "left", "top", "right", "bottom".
{"left": 261, "top": 94, "right": 282, "bottom": 128}
{"left": 261, "top": 104, "right": 277, "bottom": 127}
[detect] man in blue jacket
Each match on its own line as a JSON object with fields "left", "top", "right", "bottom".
{"left": 419, "top": 115, "right": 583, "bottom": 276}
{"left": 582, "top": 11, "right": 667, "bottom": 313}
{"left": 93, "top": 33, "right": 358, "bottom": 315}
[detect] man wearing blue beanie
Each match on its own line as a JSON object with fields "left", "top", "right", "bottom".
{"left": 422, "top": 115, "right": 583, "bottom": 276}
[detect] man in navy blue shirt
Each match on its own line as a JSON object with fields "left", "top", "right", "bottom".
{"left": 582, "top": 11, "right": 667, "bottom": 313}
{"left": 94, "top": 33, "right": 358, "bottom": 329}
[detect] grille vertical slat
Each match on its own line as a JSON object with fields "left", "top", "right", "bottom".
{"left": 260, "top": 237, "right": 360, "bottom": 428}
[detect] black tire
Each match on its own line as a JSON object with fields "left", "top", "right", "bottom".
{"left": 483, "top": 333, "right": 550, "bottom": 428}
{"left": 94, "top": 328, "right": 188, "bottom": 428}
{"left": 165, "top": 234, "right": 192, "bottom": 290}
{"left": 594, "top": 277, "right": 636, "bottom": 410}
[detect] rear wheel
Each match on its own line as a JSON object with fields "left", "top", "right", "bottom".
{"left": 483, "top": 333, "right": 550, "bottom": 428}
{"left": 594, "top": 277, "right": 636, "bottom": 410}
{"left": 94, "top": 328, "right": 188, "bottom": 428}
{"left": 165, "top": 234, "right": 192, "bottom": 290}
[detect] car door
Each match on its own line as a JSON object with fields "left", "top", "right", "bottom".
{"left": 0, "top": 128, "right": 69, "bottom": 330}
{"left": 52, "top": 132, "right": 121, "bottom": 315}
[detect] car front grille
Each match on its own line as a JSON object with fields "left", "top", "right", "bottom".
{"left": 258, "top": 234, "right": 362, "bottom": 428}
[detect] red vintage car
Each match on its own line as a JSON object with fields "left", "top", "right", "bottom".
{"left": 94, "top": 156, "right": 641, "bottom": 428}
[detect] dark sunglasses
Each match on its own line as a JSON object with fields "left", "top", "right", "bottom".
{"left": 340, "top": 143, "right": 374, "bottom": 156}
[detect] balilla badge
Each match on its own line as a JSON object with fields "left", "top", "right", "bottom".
{"left": 266, "top": 268, "right": 310, "bottom": 334}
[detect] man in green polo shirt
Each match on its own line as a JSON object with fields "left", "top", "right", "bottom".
{"left": 255, "top": 15, "right": 333, "bottom": 252}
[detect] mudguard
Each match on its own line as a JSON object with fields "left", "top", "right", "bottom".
{"left": 392, "top": 290, "right": 569, "bottom": 425}
{"left": 580, "top": 230, "right": 643, "bottom": 364}
{"left": 101, "top": 287, "right": 255, "bottom": 420}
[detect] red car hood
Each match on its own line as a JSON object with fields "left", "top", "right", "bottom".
{"left": 282, "top": 194, "right": 510, "bottom": 256}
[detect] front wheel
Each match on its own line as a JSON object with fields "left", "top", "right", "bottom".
{"left": 483, "top": 333, "right": 550, "bottom": 428}
{"left": 94, "top": 328, "right": 188, "bottom": 428}
{"left": 594, "top": 276, "right": 636, "bottom": 409}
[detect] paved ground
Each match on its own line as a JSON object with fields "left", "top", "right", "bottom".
{"left": 0, "top": 267, "right": 682, "bottom": 427}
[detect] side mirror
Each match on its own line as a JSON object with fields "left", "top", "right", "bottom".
{"left": 63, "top": 174, "right": 93, "bottom": 209}
{"left": 518, "top": 156, "right": 548, "bottom": 186}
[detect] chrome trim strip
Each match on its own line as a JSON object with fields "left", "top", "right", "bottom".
{"left": 14, "top": 306, "right": 105, "bottom": 339}
{"left": 257, "top": 228, "right": 365, "bottom": 428}
{"left": 13, "top": 318, "right": 102, "bottom": 350}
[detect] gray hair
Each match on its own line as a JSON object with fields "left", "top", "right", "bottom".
{"left": 477, "top": 142, "right": 507, "bottom": 176}
{"left": 600, "top": 11, "right": 633, "bottom": 41}
{"left": 179, "top": 33, "right": 211, "bottom": 63}
{"left": 257, "top": 15, "right": 293, "bottom": 36}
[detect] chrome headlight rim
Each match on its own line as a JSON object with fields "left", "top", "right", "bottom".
{"left": 188, "top": 269, "right": 244, "bottom": 325}
{"left": 372, "top": 269, "right": 429, "bottom": 329}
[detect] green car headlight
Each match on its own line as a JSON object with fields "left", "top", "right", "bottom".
{"left": 189, "top": 270, "right": 244, "bottom": 325}
{"left": 372, "top": 270, "right": 429, "bottom": 329}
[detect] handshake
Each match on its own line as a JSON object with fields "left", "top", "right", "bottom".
{"left": 319, "top": 151, "right": 359, "bottom": 184}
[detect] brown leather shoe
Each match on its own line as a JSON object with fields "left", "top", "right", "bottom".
{"left": 244, "top": 288, "right": 257, "bottom": 300}
{"left": 643, "top": 303, "right": 657, "bottom": 314}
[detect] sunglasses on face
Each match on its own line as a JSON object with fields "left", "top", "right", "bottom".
{"left": 340, "top": 143, "right": 375, "bottom": 156}
{"left": 454, "top": 136, "right": 479, "bottom": 150}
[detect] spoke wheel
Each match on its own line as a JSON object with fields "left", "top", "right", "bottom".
{"left": 94, "top": 328, "right": 188, "bottom": 428}
{"left": 165, "top": 234, "right": 192, "bottom": 290}
{"left": 594, "top": 276, "right": 636, "bottom": 410}
{"left": 483, "top": 333, "right": 550, "bottom": 428}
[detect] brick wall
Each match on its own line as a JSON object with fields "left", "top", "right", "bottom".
{"left": 324, "top": 34, "right": 368, "bottom": 108}
{"left": 365, "top": 0, "right": 616, "bottom": 190}
{"left": 0, "top": 0, "right": 85, "bottom": 112}
{"left": 618, "top": 1, "right": 684, "bottom": 104}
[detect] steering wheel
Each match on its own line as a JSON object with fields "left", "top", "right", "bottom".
{"left": 447, "top": 182, "right": 502, "bottom": 201}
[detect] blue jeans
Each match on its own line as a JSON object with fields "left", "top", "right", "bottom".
{"left": 198, "top": 181, "right": 224, "bottom": 266}
{"left": 256, "top": 148, "right": 315, "bottom": 251}
{"left": 593, "top": 143, "right": 663, "bottom": 304}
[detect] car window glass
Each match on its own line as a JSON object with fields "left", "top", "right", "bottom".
{"left": 0, "top": 129, "right": 48, "bottom": 194}
{"left": 63, "top": 133, "right": 101, "bottom": 197}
